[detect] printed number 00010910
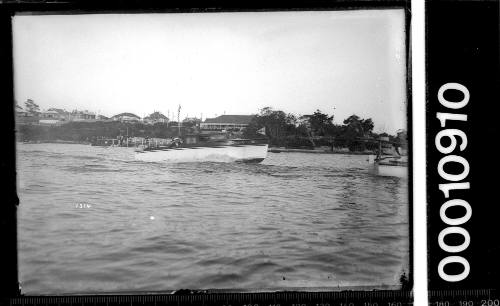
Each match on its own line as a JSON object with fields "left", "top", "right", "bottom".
{"left": 435, "top": 82, "right": 471, "bottom": 283}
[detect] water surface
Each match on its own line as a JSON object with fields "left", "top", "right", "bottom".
{"left": 17, "top": 143, "right": 409, "bottom": 294}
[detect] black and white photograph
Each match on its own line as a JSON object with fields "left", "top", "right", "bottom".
{"left": 13, "top": 9, "right": 410, "bottom": 294}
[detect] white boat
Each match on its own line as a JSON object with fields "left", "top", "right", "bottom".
{"left": 369, "top": 155, "right": 408, "bottom": 178}
{"left": 135, "top": 135, "right": 268, "bottom": 163}
{"left": 367, "top": 132, "right": 408, "bottom": 179}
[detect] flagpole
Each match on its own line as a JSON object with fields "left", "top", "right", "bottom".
{"left": 177, "top": 105, "right": 181, "bottom": 137}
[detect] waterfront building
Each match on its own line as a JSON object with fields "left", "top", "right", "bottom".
{"left": 111, "top": 112, "right": 141, "bottom": 123}
{"left": 45, "top": 109, "right": 67, "bottom": 119}
{"left": 39, "top": 110, "right": 61, "bottom": 124}
{"left": 38, "top": 109, "right": 71, "bottom": 125}
{"left": 200, "top": 115, "right": 254, "bottom": 131}
{"left": 143, "top": 111, "right": 169, "bottom": 125}
{"left": 182, "top": 117, "right": 201, "bottom": 126}
{"left": 71, "top": 110, "right": 96, "bottom": 121}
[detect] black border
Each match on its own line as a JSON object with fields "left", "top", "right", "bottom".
{"left": 426, "top": 0, "right": 500, "bottom": 292}
{"left": 0, "top": 0, "right": 412, "bottom": 303}
{"left": 0, "top": 2, "right": 19, "bottom": 299}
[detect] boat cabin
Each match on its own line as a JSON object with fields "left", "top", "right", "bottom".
{"left": 183, "top": 133, "right": 228, "bottom": 145}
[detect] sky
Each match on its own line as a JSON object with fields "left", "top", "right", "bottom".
{"left": 13, "top": 10, "right": 407, "bottom": 133}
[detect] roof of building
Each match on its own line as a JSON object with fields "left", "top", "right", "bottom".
{"left": 183, "top": 117, "right": 201, "bottom": 122}
{"left": 71, "top": 110, "right": 95, "bottom": 115}
{"left": 203, "top": 115, "right": 254, "bottom": 124}
{"left": 112, "top": 112, "right": 140, "bottom": 119}
{"left": 47, "top": 108, "right": 68, "bottom": 114}
{"left": 144, "top": 111, "right": 168, "bottom": 120}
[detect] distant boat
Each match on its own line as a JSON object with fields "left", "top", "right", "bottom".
{"left": 134, "top": 134, "right": 268, "bottom": 163}
{"left": 369, "top": 154, "right": 408, "bottom": 178}
{"left": 366, "top": 133, "right": 408, "bottom": 179}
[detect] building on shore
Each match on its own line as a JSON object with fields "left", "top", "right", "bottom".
{"left": 143, "top": 111, "right": 169, "bottom": 125}
{"left": 183, "top": 117, "right": 202, "bottom": 126}
{"left": 16, "top": 105, "right": 102, "bottom": 125}
{"left": 70, "top": 110, "right": 96, "bottom": 121}
{"left": 39, "top": 110, "right": 64, "bottom": 125}
{"left": 36, "top": 109, "right": 98, "bottom": 124}
{"left": 111, "top": 112, "right": 141, "bottom": 123}
{"left": 200, "top": 115, "right": 254, "bottom": 131}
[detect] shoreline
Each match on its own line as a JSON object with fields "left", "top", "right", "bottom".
{"left": 18, "top": 141, "right": 375, "bottom": 155}
{"left": 268, "top": 147, "right": 374, "bottom": 155}
{"left": 19, "top": 140, "right": 90, "bottom": 145}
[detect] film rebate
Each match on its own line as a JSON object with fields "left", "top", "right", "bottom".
{"left": 426, "top": 0, "right": 500, "bottom": 304}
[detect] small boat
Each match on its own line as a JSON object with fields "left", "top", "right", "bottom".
{"left": 134, "top": 134, "right": 268, "bottom": 163}
{"left": 367, "top": 131, "right": 408, "bottom": 179}
{"left": 369, "top": 154, "right": 408, "bottom": 178}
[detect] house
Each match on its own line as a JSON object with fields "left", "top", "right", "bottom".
{"left": 39, "top": 109, "right": 67, "bottom": 125}
{"left": 47, "top": 108, "right": 71, "bottom": 121}
{"left": 41, "top": 110, "right": 60, "bottom": 119}
{"left": 71, "top": 110, "right": 96, "bottom": 121}
{"left": 143, "top": 111, "right": 168, "bottom": 125}
{"left": 111, "top": 112, "right": 141, "bottom": 123}
{"left": 183, "top": 117, "right": 201, "bottom": 123}
{"left": 200, "top": 115, "right": 254, "bottom": 131}
{"left": 182, "top": 117, "right": 201, "bottom": 128}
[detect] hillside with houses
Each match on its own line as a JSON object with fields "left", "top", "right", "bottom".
{"left": 15, "top": 99, "right": 407, "bottom": 152}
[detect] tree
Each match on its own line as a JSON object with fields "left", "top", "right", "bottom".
{"left": 343, "top": 114, "right": 360, "bottom": 129}
{"left": 308, "top": 109, "right": 334, "bottom": 136}
{"left": 360, "top": 118, "right": 374, "bottom": 135}
{"left": 242, "top": 107, "right": 298, "bottom": 146}
{"left": 341, "top": 114, "right": 375, "bottom": 151}
{"left": 24, "top": 99, "right": 40, "bottom": 115}
{"left": 342, "top": 115, "right": 374, "bottom": 137}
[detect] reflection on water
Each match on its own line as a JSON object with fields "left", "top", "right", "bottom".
{"left": 17, "top": 143, "right": 409, "bottom": 294}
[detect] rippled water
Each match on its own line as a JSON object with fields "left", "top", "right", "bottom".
{"left": 17, "top": 143, "right": 409, "bottom": 294}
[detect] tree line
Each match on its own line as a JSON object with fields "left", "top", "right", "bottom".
{"left": 243, "top": 107, "right": 400, "bottom": 151}
{"left": 16, "top": 105, "right": 403, "bottom": 152}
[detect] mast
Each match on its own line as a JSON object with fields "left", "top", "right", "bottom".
{"left": 177, "top": 104, "right": 181, "bottom": 137}
{"left": 378, "top": 139, "right": 382, "bottom": 160}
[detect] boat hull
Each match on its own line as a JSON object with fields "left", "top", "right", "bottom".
{"left": 375, "top": 163, "right": 408, "bottom": 179}
{"left": 135, "top": 144, "right": 268, "bottom": 163}
{"left": 368, "top": 154, "right": 408, "bottom": 179}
